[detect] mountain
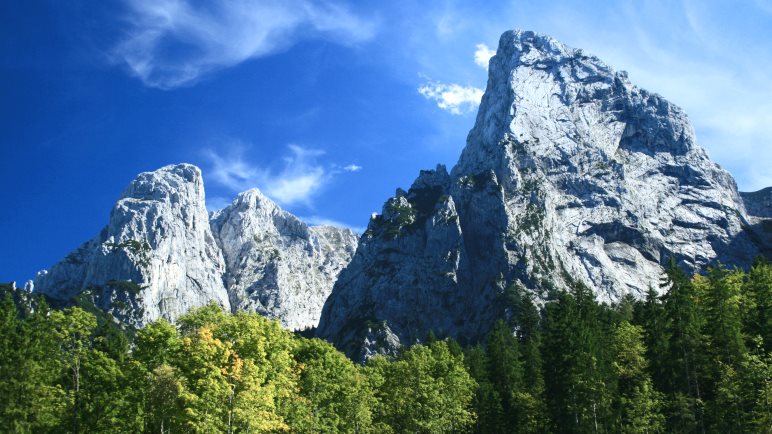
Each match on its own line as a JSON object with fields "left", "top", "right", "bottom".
{"left": 211, "top": 189, "right": 358, "bottom": 330}
{"left": 32, "top": 164, "right": 357, "bottom": 329}
{"left": 316, "top": 30, "right": 770, "bottom": 361}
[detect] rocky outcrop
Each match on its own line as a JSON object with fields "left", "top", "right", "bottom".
{"left": 742, "top": 188, "right": 772, "bottom": 219}
{"left": 32, "top": 164, "right": 358, "bottom": 329}
{"left": 33, "top": 164, "right": 230, "bottom": 326}
{"left": 211, "top": 189, "right": 358, "bottom": 330}
{"left": 741, "top": 187, "right": 772, "bottom": 257}
{"left": 317, "top": 30, "right": 768, "bottom": 360}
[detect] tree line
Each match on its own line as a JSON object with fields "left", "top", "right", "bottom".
{"left": 0, "top": 258, "right": 770, "bottom": 433}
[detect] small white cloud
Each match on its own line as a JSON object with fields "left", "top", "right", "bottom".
{"left": 344, "top": 164, "right": 362, "bottom": 172}
{"left": 204, "top": 143, "right": 332, "bottom": 207}
{"left": 113, "top": 0, "right": 377, "bottom": 89}
{"left": 474, "top": 43, "right": 495, "bottom": 70}
{"left": 418, "top": 80, "right": 483, "bottom": 115}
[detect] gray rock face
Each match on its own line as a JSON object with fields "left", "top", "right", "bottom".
{"left": 33, "top": 164, "right": 230, "bottom": 326}
{"left": 317, "top": 30, "right": 768, "bottom": 360}
{"left": 211, "top": 189, "right": 358, "bottom": 330}
{"left": 33, "top": 164, "right": 358, "bottom": 329}
{"left": 741, "top": 188, "right": 772, "bottom": 257}
{"left": 742, "top": 188, "right": 772, "bottom": 219}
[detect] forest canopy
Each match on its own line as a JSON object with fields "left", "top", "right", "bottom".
{"left": 0, "top": 259, "right": 770, "bottom": 433}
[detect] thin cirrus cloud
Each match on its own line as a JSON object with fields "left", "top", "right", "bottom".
{"left": 301, "top": 216, "right": 366, "bottom": 234}
{"left": 113, "top": 0, "right": 377, "bottom": 89}
{"left": 205, "top": 143, "right": 348, "bottom": 208}
{"left": 417, "top": 43, "right": 490, "bottom": 115}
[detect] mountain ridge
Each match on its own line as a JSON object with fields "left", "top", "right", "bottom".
{"left": 31, "top": 164, "right": 358, "bottom": 329}
{"left": 316, "top": 30, "right": 770, "bottom": 360}
{"left": 23, "top": 31, "right": 770, "bottom": 355}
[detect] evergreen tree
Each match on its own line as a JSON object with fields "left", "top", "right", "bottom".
{"left": 659, "top": 258, "right": 705, "bottom": 433}
{"left": 611, "top": 322, "right": 665, "bottom": 433}
{"left": 744, "top": 258, "right": 772, "bottom": 351}
{"left": 542, "top": 283, "right": 614, "bottom": 433}
{"left": 465, "top": 345, "right": 506, "bottom": 433}
{"left": 515, "top": 293, "right": 549, "bottom": 433}
{"left": 633, "top": 286, "right": 669, "bottom": 394}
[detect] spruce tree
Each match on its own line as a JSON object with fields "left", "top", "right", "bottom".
{"left": 611, "top": 321, "right": 665, "bottom": 433}
{"left": 659, "top": 258, "right": 705, "bottom": 433}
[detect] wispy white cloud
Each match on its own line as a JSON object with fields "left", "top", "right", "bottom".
{"left": 474, "top": 43, "right": 495, "bottom": 70}
{"left": 205, "top": 143, "right": 332, "bottom": 207}
{"left": 343, "top": 164, "right": 362, "bottom": 172}
{"left": 113, "top": 0, "right": 377, "bottom": 89}
{"left": 418, "top": 79, "right": 483, "bottom": 115}
{"left": 302, "top": 216, "right": 366, "bottom": 234}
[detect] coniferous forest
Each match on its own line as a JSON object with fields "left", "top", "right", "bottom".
{"left": 1, "top": 259, "right": 771, "bottom": 433}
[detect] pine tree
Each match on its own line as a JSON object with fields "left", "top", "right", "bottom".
{"left": 611, "top": 321, "right": 665, "bottom": 433}
{"left": 744, "top": 258, "right": 772, "bottom": 351}
{"left": 542, "top": 284, "right": 613, "bottom": 433}
{"left": 659, "top": 258, "right": 705, "bottom": 433}
{"left": 515, "top": 293, "right": 549, "bottom": 433}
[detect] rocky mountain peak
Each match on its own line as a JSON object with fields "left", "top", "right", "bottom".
{"left": 33, "top": 164, "right": 357, "bottom": 329}
{"left": 211, "top": 186, "right": 357, "bottom": 330}
{"left": 34, "top": 163, "right": 230, "bottom": 326}
{"left": 121, "top": 163, "right": 203, "bottom": 201}
{"left": 317, "top": 29, "right": 769, "bottom": 361}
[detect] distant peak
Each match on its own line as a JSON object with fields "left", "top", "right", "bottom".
{"left": 495, "top": 29, "right": 607, "bottom": 72}
{"left": 233, "top": 187, "right": 276, "bottom": 207}
{"left": 153, "top": 163, "right": 202, "bottom": 181}
{"left": 120, "top": 163, "right": 204, "bottom": 201}
{"left": 501, "top": 30, "right": 571, "bottom": 53}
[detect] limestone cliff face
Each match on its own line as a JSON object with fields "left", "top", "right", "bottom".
{"left": 317, "top": 30, "right": 768, "bottom": 360}
{"left": 211, "top": 189, "right": 358, "bottom": 330}
{"left": 32, "top": 165, "right": 358, "bottom": 329}
{"left": 741, "top": 187, "right": 772, "bottom": 257}
{"left": 33, "top": 164, "right": 230, "bottom": 326}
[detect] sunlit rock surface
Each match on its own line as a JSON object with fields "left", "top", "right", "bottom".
{"left": 33, "top": 164, "right": 230, "bottom": 326}
{"left": 33, "top": 164, "right": 357, "bottom": 329}
{"left": 317, "top": 30, "right": 768, "bottom": 360}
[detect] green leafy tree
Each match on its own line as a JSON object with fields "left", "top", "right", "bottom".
{"left": 146, "top": 364, "right": 186, "bottom": 433}
{"left": 294, "top": 337, "right": 375, "bottom": 433}
{"left": 367, "top": 340, "right": 477, "bottom": 433}
{"left": 49, "top": 307, "right": 98, "bottom": 433}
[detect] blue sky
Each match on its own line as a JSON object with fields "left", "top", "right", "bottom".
{"left": 2, "top": 0, "right": 771, "bottom": 283}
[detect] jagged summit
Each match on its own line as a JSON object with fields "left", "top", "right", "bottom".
{"left": 211, "top": 186, "right": 358, "bottom": 330}
{"left": 317, "top": 30, "right": 768, "bottom": 361}
{"left": 33, "top": 163, "right": 357, "bottom": 328}
{"left": 34, "top": 163, "right": 230, "bottom": 326}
